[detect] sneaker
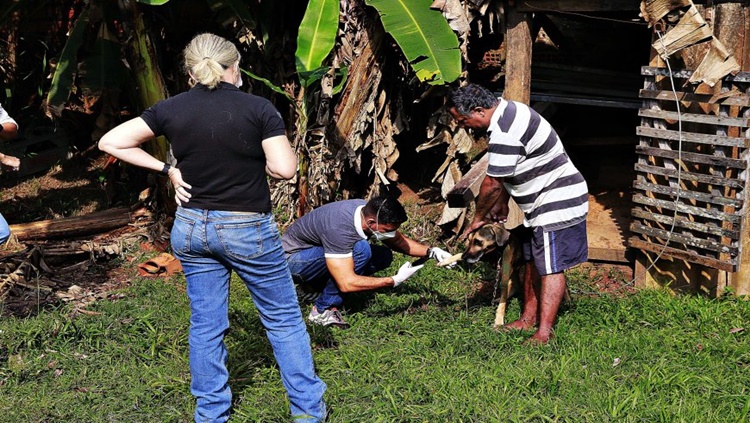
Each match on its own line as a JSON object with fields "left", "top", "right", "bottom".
{"left": 308, "top": 307, "right": 350, "bottom": 328}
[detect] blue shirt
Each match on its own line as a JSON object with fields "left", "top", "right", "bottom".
{"left": 282, "top": 200, "right": 368, "bottom": 258}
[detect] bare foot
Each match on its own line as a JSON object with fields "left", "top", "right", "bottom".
{"left": 499, "top": 318, "right": 536, "bottom": 332}
{"left": 523, "top": 331, "right": 553, "bottom": 346}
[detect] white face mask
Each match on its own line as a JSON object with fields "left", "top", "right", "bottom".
{"left": 371, "top": 230, "right": 397, "bottom": 242}
{"left": 368, "top": 212, "right": 397, "bottom": 242}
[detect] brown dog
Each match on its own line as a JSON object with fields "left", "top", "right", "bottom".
{"left": 439, "top": 223, "right": 527, "bottom": 328}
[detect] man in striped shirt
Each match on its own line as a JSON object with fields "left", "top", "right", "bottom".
{"left": 448, "top": 84, "right": 589, "bottom": 345}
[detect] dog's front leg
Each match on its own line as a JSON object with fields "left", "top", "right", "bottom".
{"left": 493, "top": 283, "right": 509, "bottom": 329}
{"left": 493, "top": 243, "right": 516, "bottom": 329}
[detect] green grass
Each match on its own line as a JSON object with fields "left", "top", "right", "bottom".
{"left": 2, "top": 258, "right": 750, "bottom": 422}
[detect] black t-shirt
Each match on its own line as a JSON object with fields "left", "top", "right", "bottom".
{"left": 141, "top": 82, "right": 286, "bottom": 212}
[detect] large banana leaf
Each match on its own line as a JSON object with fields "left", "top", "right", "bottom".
{"left": 295, "top": 0, "right": 339, "bottom": 87}
{"left": 79, "top": 25, "right": 127, "bottom": 94}
{"left": 365, "top": 0, "right": 460, "bottom": 85}
{"left": 46, "top": 8, "right": 89, "bottom": 117}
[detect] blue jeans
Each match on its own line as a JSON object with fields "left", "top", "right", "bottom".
{"left": 287, "top": 239, "right": 393, "bottom": 310}
{"left": 0, "top": 213, "right": 10, "bottom": 244}
{"left": 171, "top": 207, "right": 326, "bottom": 423}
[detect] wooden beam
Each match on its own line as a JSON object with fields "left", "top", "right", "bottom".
{"left": 514, "top": 0, "right": 640, "bottom": 12}
{"left": 531, "top": 93, "right": 641, "bottom": 109}
{"left": 633, "top": 180, "right": 743, "bottom": 208}
{"left": 634, "top": 163, "right": 746, "bottom": 189}
{"left": 504, "top": 9, "right": 532, "bottom": 104}
{"left": 635, "top": 145, "right": 747, "bottom": 169}
{"left": 639, "top": 89, "right": 750, "bottom": 106}
{"left": 631, "top": 208, "right": 740, "bottom": 239}
{"left": 716, "top": 2, "right": 750, "bottom": 296}
{"left": 636, "top": 126, "right": 750, "bottom": 148}
{"left": 642, "top": 66, "right": 750, "bottom": 83}
{"left": 588, "top": 247, "right": 630, "bottom": 263}
{"left": 632, "top": 193, "right": 742, "bottom": 223}
{"left": 629, "top": 237, "right": 736, "bottom": 272}
{"left": 638, "top": 108, "right": 750, "bottom": 127}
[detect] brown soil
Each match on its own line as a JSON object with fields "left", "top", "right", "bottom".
{"left": 575, "top": 262, "right": 637, "bottom": 297}
{"left": 0, "top": 154, "right": 155, "bottom": 317}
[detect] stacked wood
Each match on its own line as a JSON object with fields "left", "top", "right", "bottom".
{"left": 642, "top": 0, "right": 740, "bottom": 87}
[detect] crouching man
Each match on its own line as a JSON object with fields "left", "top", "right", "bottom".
{"left": 282, "top": 195, "right": 454, "bottom": 327}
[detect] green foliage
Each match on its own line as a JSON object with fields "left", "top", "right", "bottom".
{"left": 241, "top": 69, "right": 294, "bottom": 101}
{"left": 78, "top": 28, "right": 128, "bottom": 94}
{"left": 295, "top": 0, "right": 340, "bottom": 88}
{"left": 46, "top": 9, "right": 89, "bottom": 117}
{"left": 136, "top": 0, "right": 171, "bottom": 5}
{"left": 365, "top": 0, "right": 461, "bottom": 85}
{"left": 0, "top": 278, "right": 193, "bottom": 421}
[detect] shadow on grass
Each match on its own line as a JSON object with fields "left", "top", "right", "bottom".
{"left": 225, "top": 305, "right": 339, "bottom": 401}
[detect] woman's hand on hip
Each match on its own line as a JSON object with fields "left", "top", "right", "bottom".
{"left": 168, "top": 167, "right": 192, "bottom": 206}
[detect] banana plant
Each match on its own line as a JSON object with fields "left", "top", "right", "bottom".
{"left": 46, "top": 7, "right": 91, "bottom": 117}
{"left": 365, "top": 0, "right": 461, "bottom": 85}
{"left": 244, "top": 0, "right": 343, "bottom": 125}
{"left": 46, "top": 1, "right": 166, "bottom": 117}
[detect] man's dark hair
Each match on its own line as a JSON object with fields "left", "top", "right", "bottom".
{"left": 447, "top": 83, "right": 499, "bottom": 116}
{"left": 363, "top": 195, "right": 408, "bottom": 225}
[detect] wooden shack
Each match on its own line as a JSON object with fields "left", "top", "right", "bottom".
{"left": 458, "top": 0, "right": 750, "bottom": 296}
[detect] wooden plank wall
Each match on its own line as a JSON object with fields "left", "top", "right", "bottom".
{"left": 631, "top": 67, "right": 749, "bottom": 274}
{"left": 635, "top": 2, "right": 750, "bottom": 296}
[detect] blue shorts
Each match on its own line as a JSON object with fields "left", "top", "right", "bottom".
{"left": 519, "top": 220, "right": 588, "bottom": 275}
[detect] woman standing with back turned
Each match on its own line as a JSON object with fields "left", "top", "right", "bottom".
{"left": 99, "top": 33, "right": 326, "bottom": 423}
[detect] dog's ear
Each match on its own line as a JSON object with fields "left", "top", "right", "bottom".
{"left": 494, "top": 226, "right": 511, "bottom": 247}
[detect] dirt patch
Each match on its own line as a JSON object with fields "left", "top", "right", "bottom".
{"left": 0, "top": 153, "right": 157, "bottom": 317}
{"left": 0, "top": 155, "right": 109, "bottom": 223}
{"left": 572, "top": 262, "right": 637, "bottom": 298}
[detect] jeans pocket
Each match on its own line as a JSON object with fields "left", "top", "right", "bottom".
{"left": 171, "top": 215, "right": 195, "bottom": 254}
{"left": 215, "top": 222, "right": 263, "bottom": 260}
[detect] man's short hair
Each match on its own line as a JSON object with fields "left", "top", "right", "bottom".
{"left": 448, "top": 83, "right": 499, "bottom": 116}
{"left": 363, "top": 195, "right": 408, "bottom": 225}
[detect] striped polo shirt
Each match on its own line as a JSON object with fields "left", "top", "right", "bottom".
{"left": 486, "top": 98, "right": 589, "bottom": 231}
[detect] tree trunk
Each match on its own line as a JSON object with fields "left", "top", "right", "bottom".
{"left": 120, "top": 1, "right": 170, "bottom": 162}
{"left": 9, "top": 207, "right": 152, "bottom": 241}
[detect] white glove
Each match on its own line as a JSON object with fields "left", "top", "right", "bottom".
{"left": 391, "top": 261, "right": 424, "bottom": 287}
{"left": 429, "top": 247, "right": 457, "bottom": 269}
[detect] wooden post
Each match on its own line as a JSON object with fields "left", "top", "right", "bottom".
{"left": 736, "top": 102, "right": 750, "bottom": 296}
{"left": 504, "top": 8, "right": 532, "bottom": 104}
{"left": 714, "top": 3, "right": 747, "bottom": 296}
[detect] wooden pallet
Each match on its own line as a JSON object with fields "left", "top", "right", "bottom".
{"left": 630, "top": 66, "right": 750, "bottom": 272}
